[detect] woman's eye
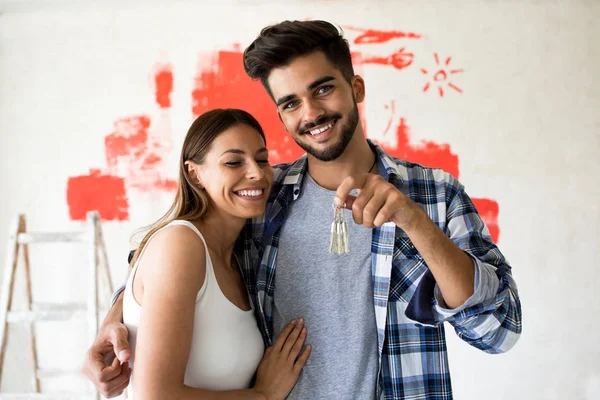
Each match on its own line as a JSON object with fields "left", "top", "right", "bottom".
{"left": 257, "top": 159, "right": 270, "bottom": 165}
{"left": 225, "top": 161, "right": 242, "bottom": 167}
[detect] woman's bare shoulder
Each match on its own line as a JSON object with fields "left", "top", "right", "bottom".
{"left": 137, "top": 223, "right": 208, "bottom": 292}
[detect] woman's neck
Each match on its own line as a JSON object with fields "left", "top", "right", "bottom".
{"left": 190, "top": 209, "right": 245, "bottom": 263}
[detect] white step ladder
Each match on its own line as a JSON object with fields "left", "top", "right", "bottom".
{"left": 0, "top": 212, "right": 113, "bottom": 399}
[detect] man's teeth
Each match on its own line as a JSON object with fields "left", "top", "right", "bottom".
{"left": 237, "top": 189, "right": 263, "bottom": 197}
{"left": 309, "top": 121, "right": 334, "bottom": 135}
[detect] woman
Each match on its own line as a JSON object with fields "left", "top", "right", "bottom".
{"left": 123, "top": 109, "right": 310, "bottom": 399}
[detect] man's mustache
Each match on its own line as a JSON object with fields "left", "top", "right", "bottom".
{"left": 300, "top": 113, "right": 342, "bottom": 134}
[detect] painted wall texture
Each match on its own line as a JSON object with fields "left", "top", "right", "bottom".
{"left": 0, "top": 0, "right": 598, "bottom": 398}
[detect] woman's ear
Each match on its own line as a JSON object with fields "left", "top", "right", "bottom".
{"left": 184, "top": 160, "right": 204, "bottom": 189}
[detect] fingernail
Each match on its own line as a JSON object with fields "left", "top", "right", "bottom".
{"left": 118, "top": 350, "right": 129, "bottom": 361}
{"left": 291, "top": 319, "right": 297, "bottom": 325}
{"left": 334, "top": 197, "right": 342, "bottom": 207}
{"left": 298, "top": 317, "right": 304, "bottom": 324}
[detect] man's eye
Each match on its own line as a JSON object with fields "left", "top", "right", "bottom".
{"left": 283, "top": 101, "right": 299, "bottom": 110}
{"left": 317, "top": 85, "right": 333, "bottom": 95}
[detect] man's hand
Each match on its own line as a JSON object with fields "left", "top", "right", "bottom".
{"left": 81, "top": 321, "right": 131, "bottom": 398}
{"left": 334, "top": 173, "right": 423, "bottom": 230}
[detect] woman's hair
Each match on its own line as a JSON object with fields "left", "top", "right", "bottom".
{"left": 128, "top": 108, "right": 266, "bottom": 269}
{"left": 243, "top": 20, "right": 355, "bottom": 99}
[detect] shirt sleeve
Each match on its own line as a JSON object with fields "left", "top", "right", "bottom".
{"left": 110, "top": 282, "right": 127, "bottom": 307}
{"left": 405, "top": 174, "right": 522, "bottom": 354}
{"left": 110, "top": 249, "right": 136, "bottom": 306}
{"left": 433, "top": 254, "right": 500, "bottom": 318}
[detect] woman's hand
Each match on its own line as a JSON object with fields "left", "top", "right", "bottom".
{"left": 253, "top": 318, "right": 311, "bottom": 400}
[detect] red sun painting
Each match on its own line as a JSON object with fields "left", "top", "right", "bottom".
{"left": 421, "top": 53, "right": 465, "bottom": 97}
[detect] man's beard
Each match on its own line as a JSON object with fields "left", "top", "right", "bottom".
{"left": 294, "top": 102, "right": 359, "bottom": 162}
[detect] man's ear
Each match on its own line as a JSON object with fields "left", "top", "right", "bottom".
{"left": 184, "top": 160, "right": 204, "bottom": 189}
{"left": 351, "top": 75, "right": 366, "bottom": 103}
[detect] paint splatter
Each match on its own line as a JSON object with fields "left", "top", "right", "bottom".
{"left": 66, "top": 169, "right": 129, "bottom": 221}
{"left": 154, "top": 64, "right": 173, "bottom": 108}
{"left": 192, "top": 51, "right": 304, "bottom": 164}
{"left": 361, "top": 48, "right": 414, "bottom": 70}
{"left": 66, "top": 65, "right": 176, "bottom": 220}
{"left": 382, "top": 116, "right": 460, "bottom": 181}
{"left": 472, "top": 198, "right": 500, "bottom": 242}
{"left": 421, "top": 53, "right": 464, "bottom": 97}
{"left": 383, "top": 118, "right": 499, "bottom": 242}
{"left": 345, "top": 26, "right": 422, "bottom": 44}
{"left": 104, "top": 115, "right": 150, "bottom": 169}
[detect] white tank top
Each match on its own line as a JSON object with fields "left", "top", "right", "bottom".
{"left": 123, "top": 220, "right": 264, "bottom": 399}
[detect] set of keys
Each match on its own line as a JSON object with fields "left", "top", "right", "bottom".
{"left": 329, "top": 204, "right": 349, "bottom": 254}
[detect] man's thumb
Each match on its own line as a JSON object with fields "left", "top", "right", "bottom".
{"left": 110, "top": 326, "right": 131, "bottom": 363}
{"left": 116, "top": 343, "right": 131, "bottom": 363}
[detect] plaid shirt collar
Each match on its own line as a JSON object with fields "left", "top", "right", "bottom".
{"left": 282, "top": 140, "right": 406, "bottom": 200}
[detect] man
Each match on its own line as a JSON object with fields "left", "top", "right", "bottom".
{"left": 83, "top": 20, "right": 521, "bottom": 399}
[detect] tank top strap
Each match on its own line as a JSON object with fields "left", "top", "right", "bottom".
{"left": 166, "top": 220, "right": 216, "bottom": 282}
{"left": 129, "top": 220, "right": 215, "bottom": 281}
{"left": 167, "top": 220, "right": 209, "bottom": 250}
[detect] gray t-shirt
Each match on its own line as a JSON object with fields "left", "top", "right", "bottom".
{"left": 273, "top": 173, "right": 379, "bottom": 399}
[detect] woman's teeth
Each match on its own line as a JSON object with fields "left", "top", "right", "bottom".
{"left": 236, "top": 189, "right": 263, "bottom": 197}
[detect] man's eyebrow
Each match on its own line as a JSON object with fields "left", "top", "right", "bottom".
{"left": 308, "top": 76, "right": 336, "bottom": 90}
{"left": 275, "top": 76, "right": 337, "bottom": 107}
{"left": 276, "top": 94, "right": 296, "bottom": 107}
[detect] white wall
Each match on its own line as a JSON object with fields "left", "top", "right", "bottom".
{"left": 0, "top": 0, "right": 599, "bottom": 398}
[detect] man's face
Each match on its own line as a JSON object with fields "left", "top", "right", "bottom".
{"left": 267, "top": 51, "right": 364, "bottom": 162}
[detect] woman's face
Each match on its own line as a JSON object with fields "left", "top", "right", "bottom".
{"left": 188, "top": 123, "right": 273, "bottom": 220}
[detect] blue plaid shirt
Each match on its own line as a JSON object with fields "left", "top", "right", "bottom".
{"left": 235, "top": 140, "right": 522, "bottom": 399}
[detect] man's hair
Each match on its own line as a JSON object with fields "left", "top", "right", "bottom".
{"left": 243, "top": 20, "right": 355, "bottom": 99}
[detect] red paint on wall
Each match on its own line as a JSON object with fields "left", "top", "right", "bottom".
{"left": 421, "top": 53, "right": 464, "bottom": 97}
{"left": 361, "top": 48, "right": 414, "bottom": 70}
{"left": 154, "top": 65, "right": 174, "bottom": 108}
{"left": 66, "top": 169, "right": 129, "bottom": 221}
{"left": 345, "top": 26, "right": 422, "bottom": 44}
{"left": 103, "top": 114, "right": 174, "bottom": 192}
{"left": 192, "top": 51, "right": 304, "bottom": 164}
{"left": 153, "top": 178, "right": 178, "bottom": 191}
{"left": 379, "top": 117, "right": 499, "bottom": 242}
{"left": 472, "top": 198, "right": 500, "bottom": 242}
{"left": 104, "top": 116, "right": 150, "bottom": 168}
{"left": 65, "top": 28, "right": 500, "bottom": 243}
{"left": 383, "top": 117, "right": 460, "bottom": 179}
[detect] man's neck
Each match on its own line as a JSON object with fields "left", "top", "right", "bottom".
{"left": 307, "top": 131, "right": 375, "bottom": 190}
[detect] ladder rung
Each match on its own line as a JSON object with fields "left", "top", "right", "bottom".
{"left": 0, "top": 394, "right": 93, "bottom": 399}
{"left": 32, "top": 302, "right": 87, "bottom": 313}
{"left": 7, "top": 310, "right": 88, "bottom": 323}
{"left": 36, "top": 368, "right": 83, "bottom": 379}
{"left": 17, "top": 232, "right": 87, "bottom": 244}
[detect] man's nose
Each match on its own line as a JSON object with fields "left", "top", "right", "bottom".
{"left": 303, "top": 99, "right": 324, "bottom": 123}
